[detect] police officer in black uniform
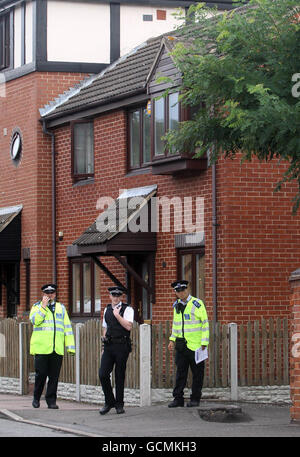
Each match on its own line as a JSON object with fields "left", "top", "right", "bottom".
{"left": 99, "top": 286, "right": 134, "bottom": 415}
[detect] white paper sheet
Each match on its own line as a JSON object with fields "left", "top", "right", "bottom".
{"left": 195, "top": 346, "right": 208, "bottom": 364}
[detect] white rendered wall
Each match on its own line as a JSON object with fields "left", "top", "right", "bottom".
{"left": 14, "top": 5, "right": 22, "bottom": 68}
{"left": 47, "top": 1, "right": 110, "bottom": 63}
{"left": 25, "top": 1, "right": 33, "bottom": 64}
{"left": 120, "top": 5, "right": 183, "bottom": 56}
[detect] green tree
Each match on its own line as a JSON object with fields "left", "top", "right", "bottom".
{"left": 166, "top": 0, "right": 300, "bottom": 211}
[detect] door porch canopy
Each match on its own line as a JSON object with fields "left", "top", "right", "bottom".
{"left": 0, "top": 204, "right": 22, "bottom": 262}
{"left": 68, "top": 186, "right": 157, "bottom": 300}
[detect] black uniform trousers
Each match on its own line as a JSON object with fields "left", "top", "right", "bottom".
{"left": 34, "top": 352, "right": 63, "bottom": 406}
{"left": 99, "top": 343, "right": 130, "bottom": 407}
{"left": 173, "top": 346, "right": 205, "bottom": 402}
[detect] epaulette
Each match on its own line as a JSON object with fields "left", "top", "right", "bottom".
{"left": 193, "top": 299, "right": 202, "bottom": 309}
{"left": 34, "top": 301, "right": 41, "bottom": 306}
{"left": 172, "top": 300, "right": 178, "bottom": 308}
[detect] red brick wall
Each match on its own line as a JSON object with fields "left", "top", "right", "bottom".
{"left": 0, "top": 71, "right": 88, "bottom": 318}
{"left": 217, "top": 156, "right": 300, "bottom": 324}
{"left": 54, "top": 108, "right": 300, "bottom": 326}
{"left": 289, "top": 272, "right": 300, "bottom": 421}
{"left": 54, "top": 110, "right": 212, "bottom": 322}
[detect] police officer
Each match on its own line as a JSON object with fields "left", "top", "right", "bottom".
{"left": 29, "top": 284, "right": 75, "bottom": 409}
{"left": 99, "top": 286, "right": 134, "bottom": 415}
{"left": 168, "top": 280, "right": 209, "bottom": 408}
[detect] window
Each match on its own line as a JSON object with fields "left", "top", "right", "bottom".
{"left": 71, "top": 258, "right": 101, "bottom": 317}
{"left": 0, "top": 13, "right": 10, "bottom": 71}
{"left": 153, "top": 92, "right": 180, "bottom": 158}
{"left": 178, "top": 248, "right": 205, "bottom": 301}
{"left": 128, "top": 106, "right": 151, "bottom": 170}
{"left": 71, "top": 121, "right": 94, "bottom": 182}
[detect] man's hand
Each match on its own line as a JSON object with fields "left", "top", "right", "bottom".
{"left": 113, "top": 304, "right": 121, "bottom": 318}
{"left": 41, "top": 295, "right": 49, "bottom": 309}
{"left": 168, "top": 341, "right": 175, "bottom": 352}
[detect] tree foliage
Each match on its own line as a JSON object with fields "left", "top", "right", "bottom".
{"left": 166, "top": 0, "right": 300, "bottom": 211}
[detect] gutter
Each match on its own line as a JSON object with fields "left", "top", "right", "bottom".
{"left": 42, "top": 120, "right": 57, "bottom": 285}
{"left": 212, "top": 161, "right": 218, "bottom": 323}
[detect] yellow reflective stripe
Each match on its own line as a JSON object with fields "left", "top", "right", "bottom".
{"left": 33, "top": 327, "right": 64, "bottom": 333}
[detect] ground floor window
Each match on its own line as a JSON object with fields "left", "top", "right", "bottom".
{"left": 177, "top": 248, "right": 205, "bottom": 301}
{"left": 70, "top": 258, "right": 101, "bottom": 317}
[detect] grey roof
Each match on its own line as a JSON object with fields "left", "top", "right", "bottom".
{"left": 73, "top": 185, "right": 157, "bottom": 247}
{"left": 41, "top": 38, "right": 162, "bottom": 120}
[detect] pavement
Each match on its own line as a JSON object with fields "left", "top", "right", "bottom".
{"left": 1, "top": 392, "right": 300, "bottom": 442}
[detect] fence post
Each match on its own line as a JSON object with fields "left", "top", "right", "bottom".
{"left": 19, "top": 322, "right": 27, "bottom": 395}
{"left": 229, "top": 323, "right": 238, "bottom": 401}
{"left": 75, "top": 323, "right": 83, "bottom": 402}
{"left": 140, "top": 324, "right": 151, "bottom": 407}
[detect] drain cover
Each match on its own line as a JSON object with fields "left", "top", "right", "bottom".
{"left": 198, "top": 404, "right": 251, "bottom": 423}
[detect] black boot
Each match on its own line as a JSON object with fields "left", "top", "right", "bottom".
{"left": 168, "top": 398, "right": 184, "bottom": 408}
{"left": 32, "top": 399, "right": 40, "bottom": 408}
{"left": 99, "top": 404, "right": 113, "bottom": 415}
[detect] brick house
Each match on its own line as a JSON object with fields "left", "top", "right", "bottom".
{"left": 0, "top": 0, "right": 215, "bottom": 318}
{"left": 39, "top": 29, "right": 300, "bottom": 327}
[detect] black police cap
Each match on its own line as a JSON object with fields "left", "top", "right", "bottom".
{"left": 171, "top": 280, "right": 189, "bottom": 291}
{"left": 41, "top": 284, "right": 57, "bottom": 294}
{"left": 108, "top": 286, "right": 125, "bottom": 296}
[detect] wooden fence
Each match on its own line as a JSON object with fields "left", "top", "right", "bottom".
{"left": 151, "top": 318, "right": 290, "bottom": 388}
{"left": 0, "top": 317, "right": 290, "bottom": 392}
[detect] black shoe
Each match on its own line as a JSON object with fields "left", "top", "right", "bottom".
{"left": 99, "top": 405, "right": 113, "bottom": 415}
{"left": 115, "top": 405, "right": 125, "bottom": 414}
{"left": 168, "top": 399, "right": 184, "bottom": 408}
{"left": 186, "top": 400, "right": 199, "bottom": 407}
{"left": 48, "top": 404, "right": 59, "bottom": 409}
{"left": 32, "top": 399, "right": 40, "bottom": 408}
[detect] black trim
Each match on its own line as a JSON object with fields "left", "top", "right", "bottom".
{"left": 34, "top": 0, "right": 47, "bottom": 63}
{"left": 36, "top": 60, "right": 108, "bottom": 73}
{"left": 43, "top": 92, "right": 149, "bottom": 128}
{"left": 9, "top": 8, "right": 13, "bottom": 69}
{"left": 2, "top": 61, "right": 35, "bottom": 81}
{"left": 2, "top": 61, "right": 108, "bottom": 82}
{"left": 1, "top": 0, "right": 237, "bottom": 9}
{"left": 110, "top": 3, "right": 120, "bottom": 63}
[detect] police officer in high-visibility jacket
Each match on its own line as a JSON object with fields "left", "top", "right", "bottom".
{"left": 168, "top": 280, "right": 209, "bottom": 408}
{"left": 29, "top": 284, "right": 75, "bottom": 409}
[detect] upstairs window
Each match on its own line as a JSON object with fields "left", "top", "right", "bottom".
{"left": 128, "top": 106, "right": 151, "bottom": 170}
{"left": 0, "top": 13, "right": 10, "bottom": 71}
{"left": 153, "top": 92, "right": 179, "bottom": 158}
{"left": 71, "top": 120, "right": 94, "bottom": 182}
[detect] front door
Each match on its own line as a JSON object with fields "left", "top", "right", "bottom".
{"left": 129, "top": 254, "right": 152, "bottom": 324}
{"left": 5, "top": 263, "right": 19, "bottom": 318}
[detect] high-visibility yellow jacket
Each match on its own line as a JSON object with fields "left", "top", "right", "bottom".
{"left": 29, "top": 301, "right": 75, "bottom": 356}
{"left": 169, "top": 296, "right": 209, "bottom": 351}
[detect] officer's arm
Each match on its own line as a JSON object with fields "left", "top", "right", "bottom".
{"left": 113, "top": 306, "right": 133, "bottom": 331}
{"left": 168, "top": 307, "right": 176, "bottom": 351}
{"left": 198, "top": 303, "right": 209, "bottom": 348}
{"left": 63, "top": 306, "right": 75, "bottom": 354}
{"left": 29, "top": 303, "right": 47, "bottom": 326}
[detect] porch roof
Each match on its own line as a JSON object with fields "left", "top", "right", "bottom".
{"left": 0, "top": 205, "right": 22, "bottom": 261}
{"left": 70, "top": 185, "right": 157, "bottom": 256}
